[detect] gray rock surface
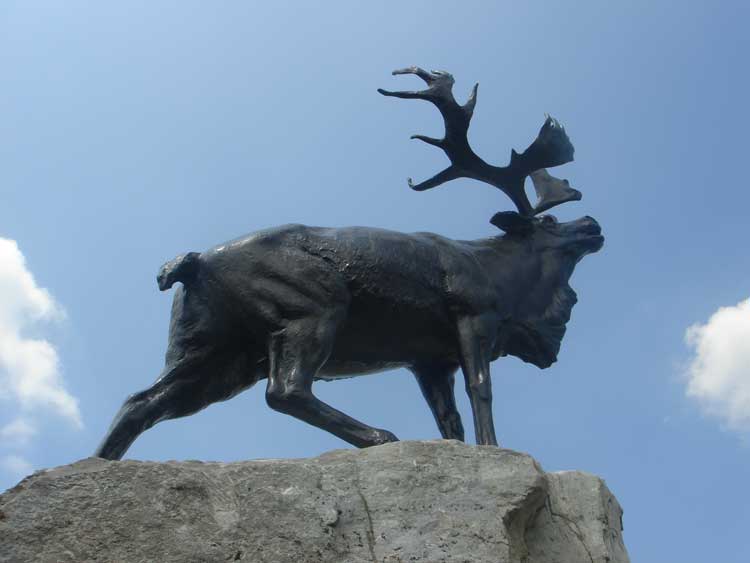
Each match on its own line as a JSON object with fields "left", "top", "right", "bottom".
{"left": 0, "top": 440, "right": 629, "bottom": 563}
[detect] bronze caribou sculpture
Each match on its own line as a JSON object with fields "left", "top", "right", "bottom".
{"left": 95, "top": 68, "right": 603, "bottom": 460}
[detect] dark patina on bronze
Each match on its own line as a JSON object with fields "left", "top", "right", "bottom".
{"left": 95, "top": 68, "right": 603, "bottom": 460}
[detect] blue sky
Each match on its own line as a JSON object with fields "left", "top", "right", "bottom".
{"left": 1, "top": 2, "right": 749, "bottom": 561}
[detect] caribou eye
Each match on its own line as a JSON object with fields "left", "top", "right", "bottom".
{"left": 541, "top": 215, "right": 558, "bottom": 226}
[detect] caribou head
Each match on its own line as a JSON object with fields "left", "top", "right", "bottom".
{"left": 378, "top": 66, "right": 603, "bottom": 371}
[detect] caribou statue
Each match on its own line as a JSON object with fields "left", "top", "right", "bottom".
{"left": 95, "top": 67, "right": 603, "bottom": 460}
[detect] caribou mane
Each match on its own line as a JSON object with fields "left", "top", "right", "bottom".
{"left": 502, "top": 283, "right": 578, "bottom": 368}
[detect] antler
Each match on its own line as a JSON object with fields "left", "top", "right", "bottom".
{"left": 379, "top": 67, "right": 580, "bottom": 216}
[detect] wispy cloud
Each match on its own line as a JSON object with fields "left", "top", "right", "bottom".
{"left": 684, "top": 298, "right": 750, "bottom": 433}
{"left": 1, "top": 454, "right": 34, "bottom": 479}
{"left": 0, "top": 418, "right": 37, "bottom": 446}
{"left": 0, "top": 237, "right": 82, "bottom": 479}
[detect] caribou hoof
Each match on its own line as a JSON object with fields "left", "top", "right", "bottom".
{"left": 370, "top": 429, "right": 399, "bottom": 446}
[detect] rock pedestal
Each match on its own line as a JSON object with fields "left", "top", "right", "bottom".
{"left": 0, "top": 440, "right": 629, "bottom": 562}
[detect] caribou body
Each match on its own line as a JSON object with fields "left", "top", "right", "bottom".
{"left": 95, "top": 215, "right": 603, "bottom": 460}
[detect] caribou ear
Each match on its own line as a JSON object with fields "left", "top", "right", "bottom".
{"left": 490, "top": 211, "right": 534, "bottom": 234}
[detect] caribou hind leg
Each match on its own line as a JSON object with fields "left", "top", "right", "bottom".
{"left": 95, "top": 284, "right": 262, "bottom": 460}
{"left": 94, "top": 348, "right": 258, "bottom": 460}
{"left": 411, "top": 363, "right": 465, "bottom": 441}
{"left": 265, "top": 315, "right": 399, "bottom": 448}
{"left": 456, "top": 316, "right": 498, "bottom": 446}
{"left": 94, "top": 351, "right": 218, "bottom": 460}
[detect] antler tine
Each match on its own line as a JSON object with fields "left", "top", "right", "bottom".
{"left": 391, "top": 66, "right": 440, "bottom": 83}
{"left": 377, "top": 67, "right": 455, "bottom": 103}
{"left": 530, "top": 169, "right": 582, "bottom": 214}
{"left": 379, "top": 67, "right": 580, "bottom": 216}
{"left": 378, "top": 68, "right": 490, "bottom": 196}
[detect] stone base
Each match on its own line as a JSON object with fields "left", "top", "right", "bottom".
{"left": 0, "top": 440, "right": 629, "bottom": 562}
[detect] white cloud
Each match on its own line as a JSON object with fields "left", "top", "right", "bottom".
{"left": 1, "top": 454, "right": 33, "bottom": 478}
{"left": 684, "top": 298, "right": 750, "bottom": 433}
{"left": 0, "top": 237, "right": 82, "bottom": 441}
{"left": 0, "top": 418, "right": 36, "bottom": 446}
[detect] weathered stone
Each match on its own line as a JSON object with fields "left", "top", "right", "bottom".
{"left": 0, "top": 440, "right": 628, "bottom": 563}
{"left": 526, "top": 472, "right": 629, "bottom": 563}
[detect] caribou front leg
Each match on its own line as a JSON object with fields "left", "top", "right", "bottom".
{"left": 456, "top": 316, "right": 498, "bottom": 446}
{"left": 411, "top": 363, "right": 465, "bottom": 441}
{"left": 265, "top": 316, "right": 398, "bottom": 448}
